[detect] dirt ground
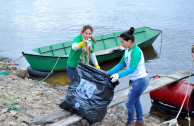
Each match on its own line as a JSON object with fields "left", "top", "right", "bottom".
{"left": 0, "top": 61, "right": 167, "bottom": 126}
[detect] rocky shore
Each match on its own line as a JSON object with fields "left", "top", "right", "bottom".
{"left": 0, "top": 60, "right": 167, "bottom": 126}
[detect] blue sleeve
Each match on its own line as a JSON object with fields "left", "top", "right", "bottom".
{"left": 118, "top": 66, "right": 135, "bottom": 78}
{"left": 108, "top": 63, "right": 125, "bottom": 75}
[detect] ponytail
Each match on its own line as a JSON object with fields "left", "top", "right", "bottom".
{"left": 126, "top": 27, "right": 135, "bottom": 35}
{"left": 120, "top": 27, "right": 135, "bottom": 42}
{"left": 91, "top": 37, "right": 96, "bottom": 44}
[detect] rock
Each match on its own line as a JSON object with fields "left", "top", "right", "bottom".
{"left": 0, "top": 86, "right": 3, "bottom": 89}
{"left": 15, "top": 66, "right": 29, "bottom": 79}
{"left": 17, "top": 122, "right": 28, "bottom": 126}
{"left": 109, "top": 113, "right": 117, "bottom": 119}
{"left": 10, "top": 111, "right": 17, "bottom": 116}
{"left": 32, "top": 90, "right": 44, "bottom": 96}
{"left": 8, "top": 121, "right": 18, "bottom": 126}
{"left": 0, "top": 114, "right": 6, "bottom": 121}
{"left": 0, "top": 77, "right": 4, "bottom": 81}
{"left": 0, "top": 108, "right": 8, "bottom": 114}
{"left": 17, "top": 113, "right": 30, "bottom": 122}
{"left": 25, "top": 97, "right": 33, "bottom": 102}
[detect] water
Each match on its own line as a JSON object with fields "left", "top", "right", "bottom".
{"left": 1, "top": 0, "right": 194, "bottom": 125}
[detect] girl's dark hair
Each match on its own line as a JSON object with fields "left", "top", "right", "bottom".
{"left": 120, "top": 27, "right": 135, "bottom": 42}
{"left": 80, "top": 25, "right": 96, "bottom": 44}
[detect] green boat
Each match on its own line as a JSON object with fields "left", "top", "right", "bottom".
{"left": 22, "top": 27, "right": 161, "bottom": 71}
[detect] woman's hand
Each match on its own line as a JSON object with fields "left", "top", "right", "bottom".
{"left": 110, "top": 73, "right": 119, "bottom": 83}
{"left": 77, "top": 41, "right": 85, "bottom": 48}
{"left": 95, "top": 64, "right": 100, "bottom": 69}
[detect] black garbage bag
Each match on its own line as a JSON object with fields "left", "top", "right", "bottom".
{"left": 59, "top": 61, "right": 119, "bottom": 124}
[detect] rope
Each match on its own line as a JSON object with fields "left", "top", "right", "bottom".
{"left": 159, "top": 31, "right": 163, "bottom": 57}
{"left": 161, "top": 58, "right": 194, "bottom": 126}
{"left": 12, "top": 55, "right": 24, "bottom": 63}
{"left": 186, "top": 44, "right": 194, "bottom": 126}
{"left": 39, "top": 56, "right": 60, "bottom": 84}
{"left": 185, "top": 117, "right": 191, "bottom": 126}
{"left": 0, "top": 57, "right": 9, "bottom": 61}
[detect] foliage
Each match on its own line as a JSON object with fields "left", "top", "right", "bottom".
{"left": 0, "top": 95, "right": 20, "bottom": 112}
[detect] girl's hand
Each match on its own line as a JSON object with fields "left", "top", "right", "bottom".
{"left": 110, "top": 73, "right": 119, "bottom": 83}
{"left": 78, "top": 41, "right": 85, "bottom": 48}
{"left": 95, "top": 65, "right": 100, "bottom": 69}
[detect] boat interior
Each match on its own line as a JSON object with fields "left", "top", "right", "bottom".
{"left": 31, "top": 27, "right": 160, "bottom": 57}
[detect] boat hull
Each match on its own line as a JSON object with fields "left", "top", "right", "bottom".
{"left": 22, "top": 53, "right": 68, "bottom": 71}
{"left": 150, "top": 74, "right": 194, "bottom": 112}
{"left": 22, "top": 51, "right": 124, "bottom": 71}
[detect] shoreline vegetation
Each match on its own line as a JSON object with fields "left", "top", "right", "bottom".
{"left": 0, "top": 57, "right": 167, "bottom": 126}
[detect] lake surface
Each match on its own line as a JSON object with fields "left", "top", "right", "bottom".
{"left": 1, "top": 0, "right": 194, "bottom": 125}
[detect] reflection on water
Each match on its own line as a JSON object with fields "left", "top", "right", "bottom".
{"left": 30, "top": 45, "right": 158, "bottom": 85}
{"left": 142, "top": 45, "right": 158, "bottom": 62}
{"left": 149, "top": 105, "right": 193, "bottom": 126}
{"left": 30, "top": 71, "right": 70, "bottom": 85}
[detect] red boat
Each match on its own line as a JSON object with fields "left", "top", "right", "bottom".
{"left": 150, "top": 74, "right": 194, "bottom": 112}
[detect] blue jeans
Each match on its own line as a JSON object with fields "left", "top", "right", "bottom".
{"left": 125, "top": 76, "right": 149, "bottom": 124}
{"left": 67, "top": 64, "right": 76, "bottom": 81}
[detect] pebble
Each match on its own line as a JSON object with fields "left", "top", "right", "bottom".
{"left": 10, "top": 111, "right": 17, "bottom": 116}
{"left": 0, "top": 114, "right": 6, "bottom": 121}
{"left": 8, "top": 121, "right": 18, "bottom": 126}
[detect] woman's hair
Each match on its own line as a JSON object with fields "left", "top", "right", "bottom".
{"left": 120, "top": 27, "right": 135, "bottom": 42}
{"left": 80, "top": 25, "right": 96, "bottom": 44}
